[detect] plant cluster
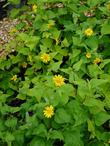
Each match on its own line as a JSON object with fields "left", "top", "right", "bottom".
{"left": 0, "top": 0, "right": 110, "bottom": 146}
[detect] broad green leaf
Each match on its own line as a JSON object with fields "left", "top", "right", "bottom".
{"left": 94, "top": 112, "right": 110, "bottom": 126}
{"left": 27, "top": 86, "right": 44, "bottom": 102}
{"left": 48, "top": 61, "right": 62, "bottom": 71}
{"left": 33, "top": 124, "right": 47, "bottom": 137}
{"left": 83, "top": 98, "right": 104, "bottom": 111}
{"left": 5, "top": 118, "right": 17, "bottom": 128}
{"left": 48, "top": 130, "right": 64, "bottom": 140}
{"left": 88, "top": 64, "right": 103, "bottom": 78}
{"left": 67, "top": 100, "right": 88, "bottom": 126}
{"left": 73, "top": 60, "right": 83, "bottom": 71}
{"left": 101, "top": 22, "right": 110, "bottom": 35}
{"left": 5, "top": 132, "right": 15, "bottom": 142}
{"left": 87, "top": 0, "right": 103, "bottom": 7}
{"left": 8, "top": 0, "right": 20, "bottom": 4}
{"left": 63, "top": 130, "right": 84, "bottom": 146}
{"left": 90, "top": 79, "right": 108, "bottom": 89}
{"left": 29, "top": 138, "right": 45, "bottom": 146}
{"left": 85, "top": 36, "right": 98, "bottom": 50}
{"left": 55, "top": 108, "right": 72, "bottom": 124}
{"left": 61, "top": 38, "right": 70, "bottom": 47}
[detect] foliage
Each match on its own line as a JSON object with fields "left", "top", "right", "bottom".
{"left": 0, "top": 0, "right": 110, "bottom": 145}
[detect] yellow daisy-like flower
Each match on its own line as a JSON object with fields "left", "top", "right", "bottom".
{"left": 93, "top": 57, "right": 101, "bottom": 64}
{"left": 32, "top": 4, "right": 37, "bottom": 13}
{"left": 86, "top": 52, "right": 91, "bottom": 59}
{"left": 53, "top": 75, "right": 65, "bottom": 87}
{"left": 43, "top": 105, "right": 54, "bottom": 118}
{"left": 11, "top": 75, "right": 17, "bottom": 81}
{"left": 40, "top": 53, "right": 50, "bottom": 63}
{"left": 84, "top": 28, "right": 93, "bottom": 36}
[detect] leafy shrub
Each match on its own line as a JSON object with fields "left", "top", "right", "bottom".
{"left": 0, "top": 0, "right": 110, "bottom": 146}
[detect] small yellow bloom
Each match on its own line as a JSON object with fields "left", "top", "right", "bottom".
{"left": 93, "top": 57, "right": 101, "bottom": 64}
{"left": 43, "top": 105, "right": 54, "bottom": 118}
{"left": 107, "top": 3, "right": 110, "bottom": 10}
{"left": 84, "top": 28, "right": 93, "bottom": 36}
{"left": 40, "top": 53, "right": 50, "bottom": 63}
{"left": 47, "top": 20, "right": 55, "bottom": 29}
{"left": 11, "top": 75, "right": 17, "bottom": 81}
{"left": 10, "top": 28, "right": 17, "bottom": 34}
{"left": 53, "top": 75, "right": 65, "bottom": 87}
{"left": 32, "top": 4, "right": 37, "bottom": 13}
{"left": 22, "top": 62, "right": 27, "bottom": 68}
{"left": 108, "top": 139, "right": 110, "bottom": 143}
{"left": 86, "top": 53, "right": 91, "bottom": 59}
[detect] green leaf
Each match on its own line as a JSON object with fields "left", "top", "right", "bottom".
{"left": 87, "top": 0, "right": 102, "bottom": 7}
{"left": 73, "top": 60, "right": 83, "bottom": 71}
{"left": 33, "top": 124, "right": 47, "bottom": 137}
{"left": 63, "top": 130, "right": 84, "bottom": 146}
{"left": 73, "top": 37, "right": 82, "bottom": 46}
{"left": 83, "top": 98, "right": 104, "bottom": 111}
{"left": 29, "top": 138, "right": 45, "bottom": 146}
{"left": 85, "top": 36, "right": 98, "bottom": 50}
{"left": 55, "top": 108, "right": 72, "bottom": 124}
{"left": 67, "top": 100, "right": 88, "bottom": 126}
{"left": 88, "top": 64, "right": 103, "bottom": 78}
{"left": 8, "top": 0, "right": 20, "bottom": 4}
{"left": 61, "top": 38, "right": 70, "bottom": 47}
{"left": 87, "top": 119, "right": 95, "bottom": 137}
{"left": 90, "top": 79, "right": 108, "bottom": 89}
{"left": 48, "top": 61, "right": 62, "bottom": 71}
{"left": 5, "top": 132, "right": 15, "bottom": 142}
{"left": 94, "top": 112, "right": 110, "bottom": 126}
{"left": 5, "top": 118, "right": 17, "bottom": 128}
{"left": 101, "top": 22, "right": 110, "bottom": 35}
{"left": 48, "top": 130, "right": 64, "bottom": 140}
{"left": 27, "top": 85, "right": 44, "bottom": 102}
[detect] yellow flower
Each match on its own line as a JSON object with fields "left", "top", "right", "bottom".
{"left": 93, "top": 57, "right": 101, "bottom": 64}
{"left": 10, "top": 28, "right": 17, "bottom": 34}
{"left": 53, "top": 75, "right": 65, "bottom": 87}
{"left": 86, "top": 53, "right": 91, "bottom": 59}
{"left": 40, "top": 53, "right": 50, "bottom": 63}
{"left": 84, "top": 28, "right": 93, "bottom": 36}
{"left": 11, "top": 75, "right": 17, "bottom": 81}
{"left": 47, "top": 20, "right": 55, "bottom": 29}
{"left": 107, "top": 3, "right": 110, "bottom": 10}
{"left": 32, "top": 4, "right": 37, "bottom": 13}
{"left": 22, "top": 62, "right": 27, "bottom": 68}
{"left": 43, "top": 105, "right": 54, "bottom": 118}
